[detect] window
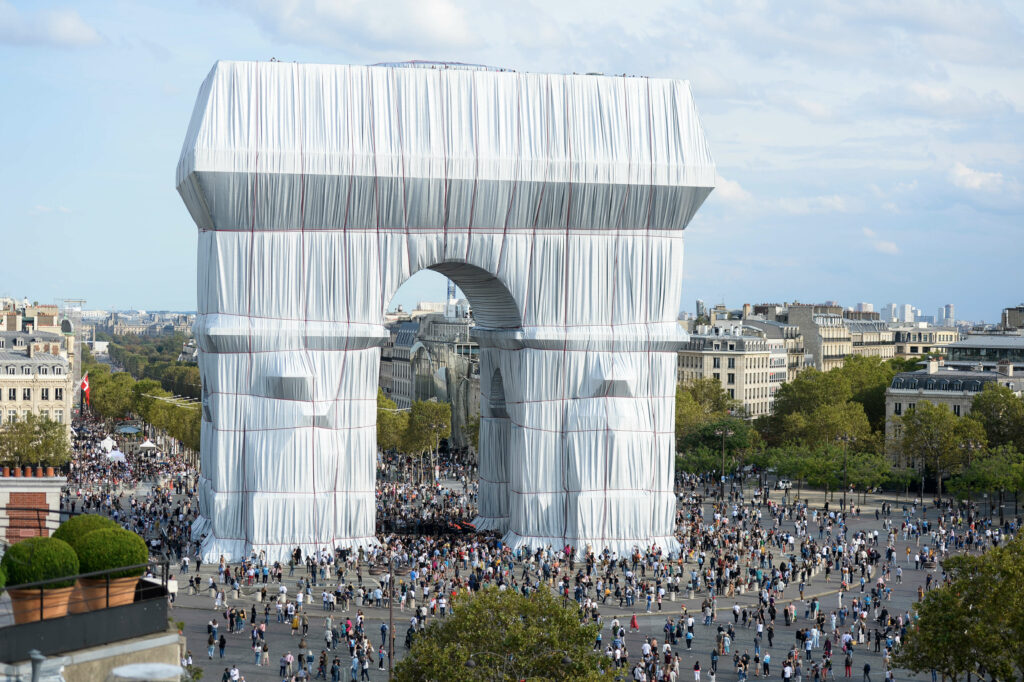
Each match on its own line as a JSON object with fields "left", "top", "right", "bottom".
{"left": 727, "top": 373, "right": 735, "bottom": 385}
{"left": 55, "top": 388, "right": 63, "bottom": 401}
{"left": 41, "top": 388, "right": 49, "bottom": 401}
{"left": 55, "top": 409, "right": 63, "bottom": 424}
{"left": 894, "top": 402, "right": 902, "bottom": 416}
{"left": 22, "top": 366, "right": 30, "bottom": 375}
{"left": 713, "top": 372, "right": 720, "bottom": 382}
{"left": 22, "top": 388, "right": 31, "bottom": 401}
{"left": 909, "top": 403, "right": 916, "bottom": 411}
{"left": 39, "top": 409, "right": 48, "bottom": 420}
{"left": 53, "top": 366, "right": 62, "bottom": 375}
{"left": 953, "top": 405, "right": 961, "bottom": 417}
{"left": 5, "top": 366, "right": 12, "bottom": 375}
{"left": 727, "top": 358, "right": 735, "bottom": 369}
{"left": 728, "top": 389, "right": 735, "bottom": 399}
{"left": 713, "top": 357, "right": 720, "bottom": 369}
{"left": 39, "top": 366, "right": 47, "bottom": 375}
{"left": 7, "top": 410, "right": 15, "bottom": 423}
{"left": 7, "top": 388, "right": 14, "bottom": 401}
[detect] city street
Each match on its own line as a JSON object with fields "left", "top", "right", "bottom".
{"left": 171, "top": 486, "right": 948, "bottom": 682}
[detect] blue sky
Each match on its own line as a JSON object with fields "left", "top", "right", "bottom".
{"left": 0, "top": 1, "right": 1021, "bottom": 322}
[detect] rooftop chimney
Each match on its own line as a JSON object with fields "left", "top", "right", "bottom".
{"left": 998, "top": 360, "right": 1014, "bottom": 377}
{"left": 927, "top": 357, "right": 939, "bottom": 374}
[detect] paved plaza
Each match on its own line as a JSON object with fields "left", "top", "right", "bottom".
{"left": 169, "top": 485, "right": 950, "bottom": 682}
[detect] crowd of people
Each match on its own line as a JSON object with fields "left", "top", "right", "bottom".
{"left": 58, "top": 413, "right": 1019, "bottom": 681}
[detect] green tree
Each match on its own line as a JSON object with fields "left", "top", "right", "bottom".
{"left": 92, "top": 371, "right": 135, "bottom": 419}
{"left": 402, "top": 400, "right": 451, "bottom": 482}
{"left": 462, "top": 413, "right": 481, "bottom": 453}
{"left": 0, "top": 413, "right": 72, "bottom": 467}
{"left": 896, "top": 535, "right": 1024, "bottom": 680}
{"left": 898, "top": 401, "right": 987, "bottom": 497}
{"left": 971, "top": 383, "right": 1024, "bottom": 452}
{"left": 376, "top": 389, "right": 407, "bottom": 453}
{"left": 835, "top": 355, "right": 896, "bottom": 431}
{"left": 395, "top": 587, "right": 615, "bottom": 681}
{"left": 675, "top": 378, "right": 739, "bottom": 452}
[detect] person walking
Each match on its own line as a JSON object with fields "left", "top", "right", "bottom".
{"left": 863, "top": 662, "right": 871, "bottom": 681}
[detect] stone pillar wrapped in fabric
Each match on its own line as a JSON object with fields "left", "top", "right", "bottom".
{"left": 176, "top": 60, "right": 715, "bottom": 562}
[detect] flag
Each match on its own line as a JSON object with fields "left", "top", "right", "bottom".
{"left": 80, "top": 372, "right": 90, "bottom": 406}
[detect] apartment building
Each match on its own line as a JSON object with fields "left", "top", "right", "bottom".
{"left": 678, "top": 325, "right": 788, "bottom": 418}
{"left": 785, "top": 306, "right": 852, "bottom": 372}
{"left": 890, "top": 324, "right": 959, "bottom": 358}
{"left": 885, "top": 359, "right": 1023, "bottom": 462}
{"left": 847, "top": 319, "right": 896, "bottom": 360}
{"left": 0, "top": 331, "right": 74, "bottom": 429}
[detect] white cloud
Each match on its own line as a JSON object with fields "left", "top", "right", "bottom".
{"left": 31, "top": 205, "right": 71, "bottom": 215}
{"left": 0, "top": 2, "right": 102, "bottom": 47}
{"left": 862, "top": 227, "right": 899, "bottom": 255}
{"left": 950, "top": 162, "right": 1005, "bottom": 192}
{"left": 714, "top": 175, "right": 752, "bottom": 202}
{"left": 775, "top": 195, "right": 849, "bottom": 214}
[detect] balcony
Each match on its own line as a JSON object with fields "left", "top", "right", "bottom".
{"left": 0, "top": 563, "right": 170, "bottom": 663}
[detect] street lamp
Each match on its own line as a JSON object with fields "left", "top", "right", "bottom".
{"left": 714, "top": 426, "right": 734, "bottom": 503}
{"left": 960, "top": 440, "right": 982, "bottom": 514}
{"left": 836, "top": 434, "right": 855, "bottom": 513}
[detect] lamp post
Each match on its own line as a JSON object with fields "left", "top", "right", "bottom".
{"left": 959, "top": 439, "right": 982, "bottom": 513}
{"left": 714, "top": 426, "right": 734, "bottom": 503}
{"left": 836, "top": 435, "right": 855, "bottom": 512}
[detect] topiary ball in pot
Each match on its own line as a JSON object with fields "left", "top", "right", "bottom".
{"left": 76, "top": 528, "right": 150, "bottom": 609}
{"left": 52, "top": 513, "right": 118, "bottom": 553}
{"left": 1, "top": 536, "right": 79, "bottom": 623}
{"left": 1, "top": 536, "right": 79, "bottom": 588}
{"left": 78, "top": 528, "right": 149, "bottom": 578}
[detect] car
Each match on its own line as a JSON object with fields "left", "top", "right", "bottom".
{"left": 775, "top": 478, "right": 793, "bottom": 490}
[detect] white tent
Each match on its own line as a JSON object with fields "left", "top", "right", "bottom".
{"left": 100, "top": 436, "right": 116, "bottom": 453}
{"left": 106, "top": 450, "right": 126, "bottom": 463}
{"left": 139, "top": 439, "right": 158, "bottom": 450}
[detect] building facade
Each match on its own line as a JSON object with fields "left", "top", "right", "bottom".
{"left": 943, "top": 333, "right": 1024, "bottom": 372}
{"left": 678, "top": 325, "right": 788, "bottom": 418}
{"left": 847, "top": 319, "right": 896, "bottom": 360}
{"left": 890, "top": 324, "right": 959, "bottom": 358}
{"left": 885, "top": 359, "right": 1024, "bottom": 462}
{"left": 0, "top": 331, "right": 74, "bottom": 429}
{"left": 786, "top": 306, "right": 853, "bottom": 372}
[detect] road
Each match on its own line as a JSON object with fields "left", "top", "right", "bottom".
{"left": 170, "top": 486, "right": 949, "bottom": 681}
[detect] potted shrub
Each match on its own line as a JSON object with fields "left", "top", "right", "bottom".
{"left": 1, "top": 536, "right": 79, "bottom": 623}
{"left": 76, "top": 528, "right": 149, "bottom": 610}
{"left": 53, "top": 514, "right": 118, "bottom": 550}
{"left": 54, "top": 514, "right": 119, "bottom": 612}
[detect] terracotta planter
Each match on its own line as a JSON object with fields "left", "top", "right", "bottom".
{"left": 35, "top": 466, "right": 44, "bottom": 477}
{"left": 1, "top": 466, "right": 8, "bottom": 477}
{"left": 7, "top": 586, "right": 75, "bottom": 623}
{"left": 79, "top": 576, "right": 140, "bottom": 610}
{"left": 11, "top": 466, "right": 21, "bottom": 477}
{"left": 45, "top": 466, "right": 54, "bottom": 477}
{"left": 22, "top": 466, "right": 31, "bottom": 477}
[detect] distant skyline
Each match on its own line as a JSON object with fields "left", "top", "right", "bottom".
{"left": 1, "top": 1, "right": 1021, "bottom": 322}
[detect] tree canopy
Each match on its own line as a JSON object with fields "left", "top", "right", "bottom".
{"left": 970, "top": 383, "right": 1024, "bottom": 453}
{"left": 0, "top": 413, "right": 72, "bottom": 467}
{"left": 898, "top": 401, "right": 987, "bottom": 497}
{"left": 394, "top": 587, "right": 616, "bottom": 681}
{"left": 896, "top": 535, "right": 1024, "bottom": 681}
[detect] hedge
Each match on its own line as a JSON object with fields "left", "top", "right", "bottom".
{"left": 76, "top": 528, "right": 149, "bottom": 579}
{"left": 52, "top": 514, "right": 118, "bottom": 553}
{"left": 0, "top": 536, "right": 79, "bottom": 588}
